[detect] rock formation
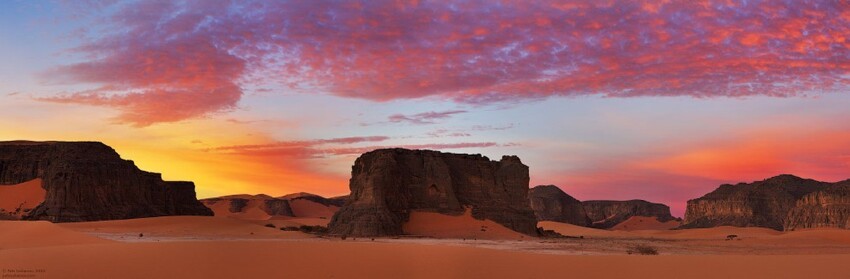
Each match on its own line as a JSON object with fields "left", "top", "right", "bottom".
{"left": 784, "top": 180, "right": 850, "bottom": 230}
{"left": 327, "top": 148, "right": 538, "bottom": 236}
{"left": 582, "top": 200, "right": 677, "bottom": 229}
{"left": 201, "top": 194, "right": 295, "bottom": 218}
{"left": 278, "top": 192, "right": 348, "bottom": 207}
{"left": 0, "top": 141, "right": 212, "bottom": 222}
{"left": 201, "top": 192, "right": 345, "bottom": 219}
{"left": 682, "top": 174, "right": 831, "bottom": 230}
{"left": 528, "top": 185, "right": 590, "bottom": 226}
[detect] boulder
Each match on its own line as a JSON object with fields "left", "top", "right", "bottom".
{"left": 327, "top": 148, "right": 537, "bottom": 236}
{"left": 582, "top": 200, "right": 676, "bottom": 229}
{"left": 528, "top": 185, "right": 590, "bottom": 226}
{"left": 0, "top": 141, "right": 212, "bottom": 222}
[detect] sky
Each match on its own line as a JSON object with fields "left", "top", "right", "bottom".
{"left": 2, "top": 0, "right": 850, "bottom": 217}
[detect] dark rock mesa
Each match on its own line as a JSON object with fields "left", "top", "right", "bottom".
{"left": 200, "top": 194, "right": 295, "bottom": 217}
{"left": 327, "top": 148, "right": 538, "bottom": 236}
{"left": 683, "top": 174, "right": 850, "bottom": 231}
{"left": 528, "top": 185, "right": 591, "bottom": 226}
{"left": 582, "top": 200, "right": 677, "bottom": 229}
{"left": 0, "top": 141, "right": 212, "bottom": 222}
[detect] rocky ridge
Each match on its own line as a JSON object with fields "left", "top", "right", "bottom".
{"left": 682, "top": 174, "right": 840, "bottom": 230}
{"left": 583, "top": 200, "right": 678, "bottom": 229}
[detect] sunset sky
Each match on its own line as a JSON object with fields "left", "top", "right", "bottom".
{"left": 2, "top": 0, "right": 850, "bottom": 216}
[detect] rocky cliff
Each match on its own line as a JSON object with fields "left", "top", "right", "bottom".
{"left": 0, "top": 141, "right": 212, "bottom": 222}
{"left": 528, "top": 185, "right": 590, "bottom": 226}
{"left": 582, "top": 200, "right": 676, "bottom": 229}
{"left": 682, "top": 174, "right": 831, "bottom": 230}
{"left": 327, "top": 148, "right": 538, "bottom": 236}
{"left": 784, "top": 180, "right": 850, "bottom": 230}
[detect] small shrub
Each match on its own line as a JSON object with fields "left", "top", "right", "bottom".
{"left": 265, "top": 223, "right": 276, "bottom": 228}
{"left": 536, "top": 227, "right": 582, "bottom": 239}
{"left": 627, "top": 244, "right": 659, "bottom": 255}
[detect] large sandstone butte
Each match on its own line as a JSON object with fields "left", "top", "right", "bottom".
{"left": 582, "top": 200, "right": 677, "bottom": 229}
{"left": 327, "top": 148, "right": 538, "bottom": 236}
{"left": 528, "top": 185, "right": 590, "bottom": 226}
{"left": 682, "top": 174, "right": 834, "bottom": 230}
{"left": 0, "top": 141, "right": 212, "bottom": 222}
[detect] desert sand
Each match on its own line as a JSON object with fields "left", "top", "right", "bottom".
{"left": 2, "top": 216, "right": 850, "bottom": 279}
{"left": 610, "top": 216, "right": 681, "bottom": 231}
{"left": 402, "top": 208, "right": 528, "bottom": 240}
{"left": 0, "top": 178, "right": 45, "bottom": 218}
{"left": 288, "top": 198, "right": 339, "bottom": 218}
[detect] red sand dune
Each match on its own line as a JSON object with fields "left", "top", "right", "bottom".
{"left": 288, "top": 199, "right": 339, "bottom": 218}
{"left": 610, "top": 216, "right": 682, "bottom": 231}
{"left": 205, "top": 195, "right": 339, "bottom": 220}
{"left": 0, "top": 178, "right": 45, "bottom": 219}
{"left": 204, "top": 196, "right": 275, "bottom": 220}
{"left": 402, "top": 208, "right": 528, "bottom": 240}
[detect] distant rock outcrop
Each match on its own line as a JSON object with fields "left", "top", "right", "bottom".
{"left": 201, "top": 192, "right": 345, "bottom": 219}
{"left": 582, "top": 200, "right": 677, "bottom": 229}
{"left": 201, "top": 194, "right": 294, "bottom": 219}
{"left": 0, "top": 141, "right": 212, "bottom": 222}
{"left": 528, "top": 185, "right": 590, "bottom": 226}
{"left": 278, "top": 192, "right": 348, "bottom": 207}
{"left": 683, "top": 175, "right": 832, "bottom": 230}
{"left": 327, "top": 148, "right": 538, "bottom": 236}
{"left": 785, "top": 180, "right": 850, "bottom": 230}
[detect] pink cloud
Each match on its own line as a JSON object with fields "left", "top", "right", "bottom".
{"left": 44, "top": 1, "right": 850, "bottom": 124}
{"left": 213, "top": 136, "right": 500, "bottom": 159}
{"left": 324, "top": 142, "right": 500, "bottom": 156}
{"left": 213, "top": 136, "right": 392, "bottom": 156}
{"left": 387, "top": 110, "right": 467, "bottom": 125}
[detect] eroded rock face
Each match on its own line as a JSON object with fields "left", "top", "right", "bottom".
{"left": 683, "top": 175, "right": 830, "bottom": 230}
{"left": 0, "top": 141, "right": 212, "bottom": 222}
{"left": 528, "top": 185, "right": 590, "bottom": 226}
{"left": 582, "top": 200, "right": 676, "bottom": 229}
{"left": 327, "top": 148, "right": 537, "bottom": 236}
{"left": 784, "top": 180, "right": 850, "bottom": 230}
